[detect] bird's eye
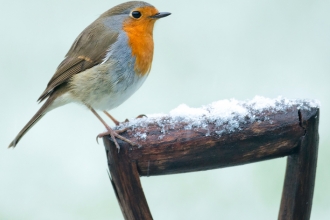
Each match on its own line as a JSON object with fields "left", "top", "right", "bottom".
{"left": 131, "top": 11, "right": 142, "bottom": 19}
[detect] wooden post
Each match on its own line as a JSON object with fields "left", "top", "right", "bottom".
{"left": 278, "top": 109, "right": 319, "bottom": 220}
{"left": 104, "top": 137, "right": 153, "bottom": 220}
{"left": 103, "top": 105, "right": 319, "bottom": 220}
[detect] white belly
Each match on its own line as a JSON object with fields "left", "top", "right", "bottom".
{"left": 68, "top": 62, "right": 148, "bottom": 111}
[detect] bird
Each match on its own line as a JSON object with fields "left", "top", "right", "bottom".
{"left": 8, "top": 1, "right": 171, "bottom": 150}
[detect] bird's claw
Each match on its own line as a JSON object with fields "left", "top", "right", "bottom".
{"left": 124, "top": 114, "right": 148, "bottom": 123}
{"left": 95, "top": 128, "right": 137, "bottom": 152}
{"left": 136, "top": 114, "right": 147, "bottom": 119}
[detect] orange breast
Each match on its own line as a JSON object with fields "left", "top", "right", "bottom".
{"left": 123, "top": 7, "right": 158, "bottom": 76}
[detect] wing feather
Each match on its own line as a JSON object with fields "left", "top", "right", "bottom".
{"left": 38, "top": 19, "right": 118, "bottom": 102}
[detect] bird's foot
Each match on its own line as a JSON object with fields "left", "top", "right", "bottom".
{"left": 103, "top": 111, "right": 147, "bottom": 126}
{"left": 123, "top": 114, "right": 147, "bottom": 123}
{"left": 103, "top": 111, "right": 120, "bottom": 126}
{"left": 97, "top": 127, "right": 129, "bottom": 138}
{"left": 96, "top": 126, "right": 136, "bottom": 152}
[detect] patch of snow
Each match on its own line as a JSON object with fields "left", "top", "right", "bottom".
{"left": 115, "top": 96, "right": 320, "bottom": 140}
{"left": 134, "top": 132, "right": 147, "bottom": 140}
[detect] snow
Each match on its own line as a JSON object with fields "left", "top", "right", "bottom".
{"left": 134, "top": 132, "right": 147, "bottom": 140}
{"left": 114, "top": 96, "right": 320, "bottom": 140}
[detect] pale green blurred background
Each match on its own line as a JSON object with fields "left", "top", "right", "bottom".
{"left": 1, "top": 0, "right": 329, "bottom": 219}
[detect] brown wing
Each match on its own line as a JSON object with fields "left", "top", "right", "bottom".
{"left": 38, "top": 19, "right": 118, "bottom": 102}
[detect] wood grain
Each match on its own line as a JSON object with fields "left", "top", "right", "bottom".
{"left": 103, "top": 105, "right": 319, "bottom": 220}
{"left": 104, "top": 138, "right": 153, "bottom": 220}
{"left": 278, "top": 109, "right": 319, "bottom": 220}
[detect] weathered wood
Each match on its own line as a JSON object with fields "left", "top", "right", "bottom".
{"left": 110, "top": 107, "right": 316, "bottom": 176}
{"left": 278, "top": 109, "right": 319, "bottom": 220}
{"left": 103, "top": 105, "right": 319, "bottom": 220}
{"left": 104, "top": 137, "right": 153, "bottom": 220}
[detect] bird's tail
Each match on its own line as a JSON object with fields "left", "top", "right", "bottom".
{"left": 8, "top": 96, "right": 56, "bottom": 148}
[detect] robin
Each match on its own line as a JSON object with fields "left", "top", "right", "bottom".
{"left": 8, "top": 1, "right": 171, "bottom": 150}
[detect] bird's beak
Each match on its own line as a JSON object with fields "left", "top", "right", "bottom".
{"left": 150, "top": 12, "right": 171, "bottom": 19}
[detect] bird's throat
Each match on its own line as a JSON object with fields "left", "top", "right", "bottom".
{"left": 123, "top": 19, "right": 155, "bottom": 76}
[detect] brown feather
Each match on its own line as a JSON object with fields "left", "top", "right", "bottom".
{"left": 8, "top": 93, "right": 59, "bottom": 148}
{"left": 38, "top": 19, "right": 118, "bottom": 102}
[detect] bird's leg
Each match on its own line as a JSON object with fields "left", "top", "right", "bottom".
{"left": 90, "top": 108, "right": 120, "bottom": 149}
{"left": 97, "top": 127, "right": 130, "bottom": 137}
{"left": 89, "top": 107, "right": 136, "bottom": 151}
{"left": 103, "top": 111, "right": 120, "bottom": 126}
{"left": 102, "top": 111, "right": 129, "bottom": 134}
{"left": 104, "top": 111, "right": 146, "bottom": 124}
{"left": 102, "top": 110, "right": 135, "bottom": 136}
